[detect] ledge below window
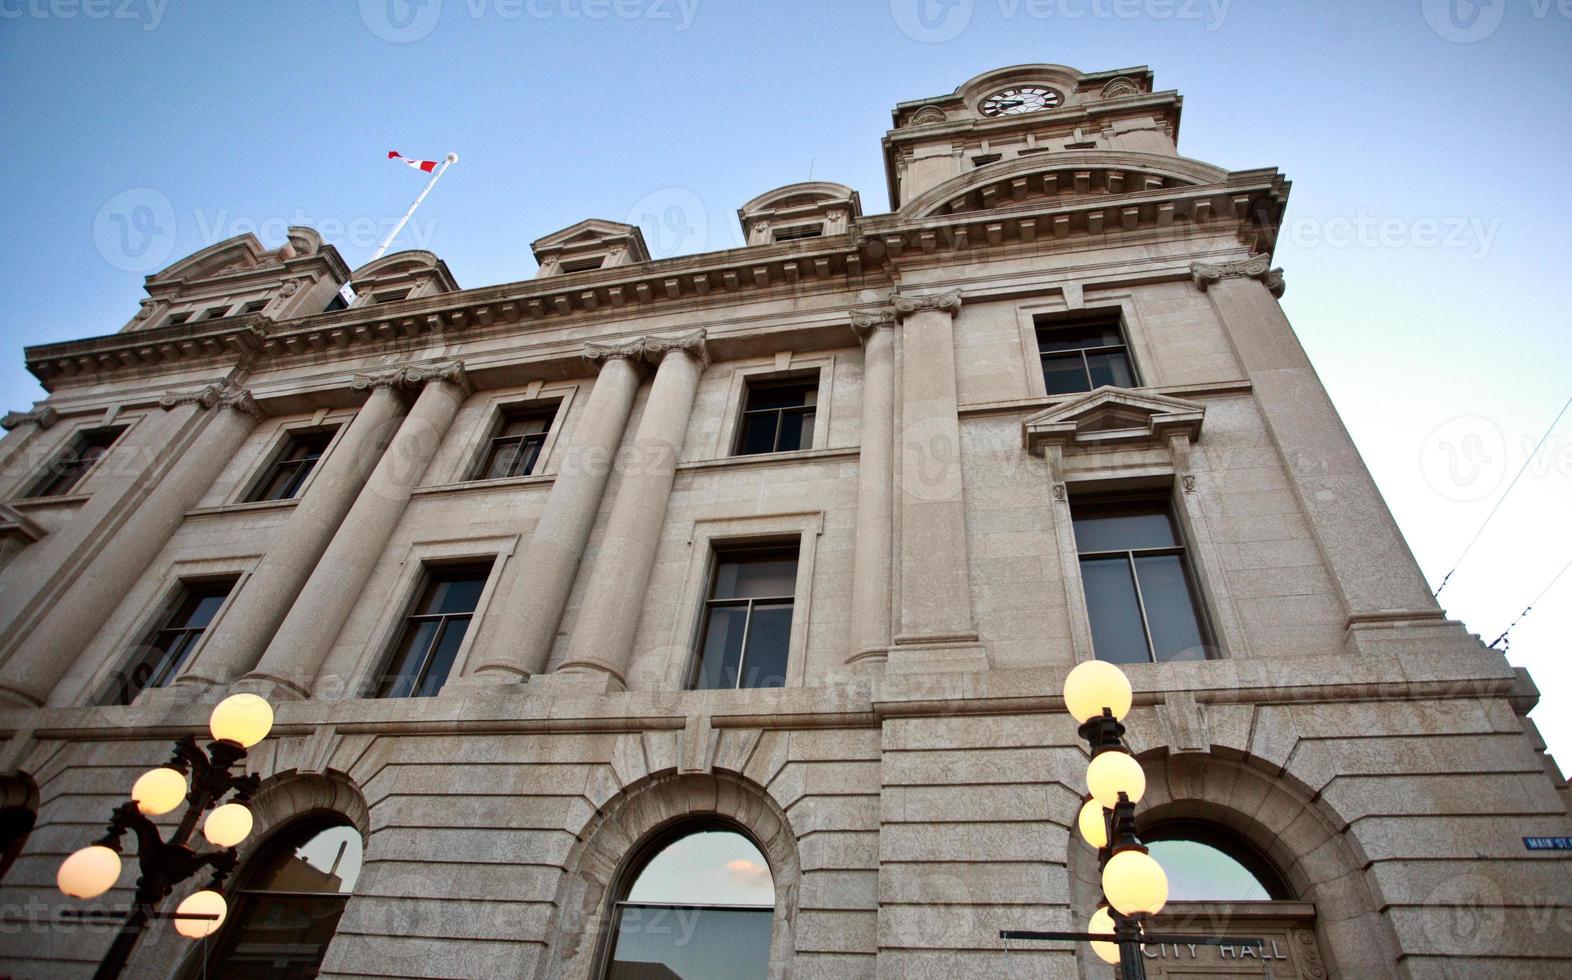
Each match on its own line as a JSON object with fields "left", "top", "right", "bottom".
{"left": 679, "top": 446, "right": 860, "bottom": 472}
{"left": 186, "top": 497, "right": 303, "bottom": 519}
{"left": 414, "top": 473, "right": 556, "bottom": 498}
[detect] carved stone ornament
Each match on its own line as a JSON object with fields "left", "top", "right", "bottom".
{"left": 132, "top": 303, "right": 155, "bottom": 322}
{"left": 352, "top": 359, "right": 473, "bottom": 396}
{"left": 1, "top": 406, "right": 60, "bottom": 431}
{"left": 642, "top": 329, "right": 709, "bottom": 368}
{"left": 890, "top": 289, "right": 963, "bottom": 318}
{"left": 583, "top": 337, "right": 646, "bottom": 367}
{"left": 908, "top": 105, "right": 947, "bottom": 127}
{"left": 1099, "top": 76, "right": 1140, "bottom": 99}
{"left": 1190, "top": 255, "right": 1286, "bottom": 298}
{"left": 158, "top": 380, "right": 263, "bottom": 418}
{"left": 849, "top": 308, "right": 896, "bottom": 343}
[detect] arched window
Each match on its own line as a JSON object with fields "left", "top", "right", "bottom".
{"left": 604, "top": 825, "right": 775, "bottom": 980}
{"left": 198, "top": 817, "right": 363, "bottom": 979}
{"left": 1142, "top": 821, "right": 1291, "bottom": 902}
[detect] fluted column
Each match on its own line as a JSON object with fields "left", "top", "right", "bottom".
{"left": 847, "top": 309, "right": 896, "bottom": 665}
{"left": 458, "top": 341, "right": 645, "bottom": 688}
{"left": 553, "top": 331, "right": 707, "bottom": 691}
{"left": 891, "top": 290, "right": 985, "bottom": 669}
{"left": 0, "top": 383, "right": 262, "bottom": 707}
{"left": 239, "top": 362, "right": 471, "bottom": 699}
{"left": 179, "top": 384, "right": 407, "bottom": 687}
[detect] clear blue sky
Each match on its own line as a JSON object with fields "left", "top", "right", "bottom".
{"left": 2, "top": 1, "right": 1569, "bottom": 760}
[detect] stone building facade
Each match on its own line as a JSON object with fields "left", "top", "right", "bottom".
{"left": 0, "top": 63, "right": 1569, "bottom": 978}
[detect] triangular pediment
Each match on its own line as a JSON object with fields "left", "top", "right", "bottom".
{"left": 531, "top": 219, "right": 651, "bottom": 276}
{"left": 1023, "top": 386, "right": 1204, "bottom": 453}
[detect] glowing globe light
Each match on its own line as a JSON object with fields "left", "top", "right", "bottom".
{"left": 209, "top": 693, "right": 273, "bottom": 748}
{"left": 1088, "top": 905, "right": 1120, "bottom": 964}
{"left": 1086, "top": 749, "right": 1146, "bottom": 808}
{"left": 131, "top": 767, "right": 187, "bottom": 816}
{"left": 1062, "top": 660, "right": 1133, "bottom": 723}
{"left": 57, "top": 845, "right": 122, "bottom": 899}
{"left": 203, "top": 803, "right": 254, "bottom": 848}
{"left": 1077, "top": 797, "right": 1109, "bottom": 849}
{"left": 174, "top": 889, "right": 227, "bottom": 939}
{"left": 1102, "top": 848, "right": 1169, "bottom": 917}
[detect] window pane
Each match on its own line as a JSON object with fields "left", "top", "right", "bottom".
{"left": 413, "top": 617, "right": 470, "bottom": 697}
{"left": 744, "top": 381, "right": 814, "bottom": 412}
{"left": 1041, "top": 353, "right": 1090, "bottom": 395}
{"left": 738, "top": 413, "right": 779, "bottom": 455}
{"left": 626, "top": 831, "right": 773, "bottom": 905}
{"left": 483, "top": 440, "right": 522, "bottom": 479}
{"left": 516, "top": 435, "right": 545, "bottom": 476}
{"left": 420, "top": 573, "right": 487, "bottom": 615}
{"left": 254, "top": 825, "right": 363, "bottom": 893}
{"left": 608, "top": 905, "right": 772, "bottom": 980}
{"left": 380, "top": 620, "right": 439, "bottom": 699}
{"left": 697, "top": 606, "right": 748, "bottom": 690}
{"left": 1085, "top": 349, "right": 1135, "bottom": 388}
{"left": 1037, "top": 322, "right": 1123, "bottom": 353}
{"left": 183, "top": 592, "right": 229, "bottom": 630}
{"left": 776, "top": 410, "right": 810, "bottom": 453}
{"left": 1071, "top": 502, "right": 1177, "bottom": 552}
{"left": 712, "top": 556, "right": 797, "bottom": 600}
{"left": 740, "top": 603, "right": 792, "bottom": 689}
{"left": 1134, "top": 554, "right": 1208, "bottom": 661}
{"left": 1080, "top": 556, "right": 1151, "bottom": 664}
{"left": 1145, "top": 840, "right": 1271, "bottom": 901}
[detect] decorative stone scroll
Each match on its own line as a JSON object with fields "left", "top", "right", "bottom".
{"left": 1, "top": 407, "right": 59, "bottom": 431}
{"left": 352, "top": 359, "right": 473, "bottom": 397}
{"left": 642, "top": 328, "right": 709, "bottom": 368}
{"left": 849, "top": 308, "right": 896, "bottom": 343}
{"left": 890, "top": 288, "right": 963, "bottom": 318}
{"left": 158, "top": 380, "right": 263, "bottom": 418}
{"left": 582, "top": 337, "right": 646, "bottom": 367}
{"left": 1190, "top": 255, "right": 1286, "bottom": 298}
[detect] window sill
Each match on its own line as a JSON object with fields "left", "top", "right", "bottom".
{"left": 186, "top": 497, "right": 303, "bottom": 518}
{"left": 414, "top": 473, "right": 556, "bottom": 497}
{"left": 7, "top": 492, "right": 91, "bottom": 509}
{"left": 679, "top": 446, "right": 860, "bottom": 471}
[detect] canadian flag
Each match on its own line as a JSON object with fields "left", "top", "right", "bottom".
{"left": 388, "top": 150, "right": 439, "bottom": 173}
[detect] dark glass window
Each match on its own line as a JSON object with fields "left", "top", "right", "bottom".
{"left": 560, "top": 256, "right": 605, "bottom": 273}
{"left": 375, "top": 563, "right": 492, "bottom": 698}
{"left": 323, "top": 293, "right": 349, "bottom": 313}
{"left": 606, "top": 828, "right": 774, "bottom": 980}
{"left": 197, "top": 306, "right": 230, "bottom": 321}
{"left": 1036, "top": 316, "right": 1136, "bottom": 395}
{"left": 200, "top": 820, "right": 363, "bottom": 980}
{"left": 474, "top": 403, "right": 557, "bottom": 480}
{"left": 238, "top": 299, "right": 268, "bottom": 314}
{"left": 693, "top": 546, "right": 797, "bottom": 690}
{"left": 735, "top": 378, "right": 817, "bottom": 456}
{"left": 1071, "top": 497, "right": 1211, "bottom": 664}
{"left": 247, "top": 428, "right": 337, "bottom": 502}
{"left": 27, "top": 426, "right": 125, "bottom": 498}
{"left": 101, "top": 578, "right": 236, "bottom": 705}
{"left": 772, "top": 223, "right": 823, "bottom": 242}
{"left": 1142, "top": 822, "right": 1291, "bottom": 902}
{"left": 164, "top": 311, "right": 193, "bottom": 326}
{"left": 371, "top": 289, "right": 410, "bottom": 304}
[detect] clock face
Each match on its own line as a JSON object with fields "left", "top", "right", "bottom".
{"left": 980, "top": 86, "right": 1061, "bottom": 117}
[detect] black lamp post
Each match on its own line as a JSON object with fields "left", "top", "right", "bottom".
{"left": 55, "top": 693, "right": 274, "bottom": 980}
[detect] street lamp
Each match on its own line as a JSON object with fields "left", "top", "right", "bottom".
{"left": 1001, "top": 661, "right": 1262, "bottom": 976}
{"left": 56, "top": 693, "right": 274, "bottom": 980}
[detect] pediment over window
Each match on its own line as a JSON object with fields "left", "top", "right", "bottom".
{"left": 531, "top": 219, "right": 650, "bottom": 277}
{"left": 737, "top": 181, "right": 862, "bottom": 246}
{"left": 1023, "top": 387, "right": 1204, "bottom": 454}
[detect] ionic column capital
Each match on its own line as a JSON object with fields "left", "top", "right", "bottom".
{"left": 642, "top": 329, "right": 709, "bottom": 369}
{"left": 890, "top": 289, "right": 963, "bottom": 320}
{"left": 1, "top": 406, "right": 59, "bottom": 431}
{"left": 158, "top": 380, "right": 263, "bottom": 418}
{"left": 352, "top": 359, "right": 473, "bottom": 397}
{"left": 583, "top": 337, "right": 647, "bottom": 371}
{"left": 1190, "top": 255, "right": 1285, "bottom": 298}
{"left": 850, "top": 309, "right": 896, "bottom": 344}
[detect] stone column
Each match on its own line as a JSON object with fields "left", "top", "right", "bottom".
{"left": 847, "top": 310, "right": 896, "bottom": 666}
{"left": 180, "top": 384, "right": 407, "bottom": 687}
{"left": 1191, "top": 258, "right": 1445, "bottom": 649}
{"left": 553, "top": 331, "right": 707, "bottom": 692}
{"left": 890, "top": 290, "right": 986, "bottom": 672}
{"left": 457, "top": 341, "right": 645, "bottom": 688}
{"left": 238, "top": 362, "right": 471, "bottom": 699}
{"left": 0, "top": 383, "right": 262, "bottom": 707}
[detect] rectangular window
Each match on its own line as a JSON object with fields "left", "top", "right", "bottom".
{"left": 692, "top": 545, "right": 798, "bottom": 690}
{"left": 559, "top": 256, "right": 605, "bottom": 273}
{"left": 1071, "top": 497, "right": 1211, "bottom": 664}
{"left": 735, "top": 377, "right": 817, "bottom": 456}
{"left": 246, "top": 427, "right": 338, "bottom": 502}
{"left": 474, "top": 403, "right": 557, "bottom": 480}
{"left": 27, "top": 426, "right": 125, "bottom": 498}
{"left": 772, "top": 223, "right": 823, "bottom": 243}
{"left": 1035, "top": 315, "right": 1137, "bottom": 395}
{"left": 238, "top": 299, "right": 269, "bottom": 314}
{"left": 197, "top": 306, "right": 231, "bottom": 321}
{"left": 376, "top": 562, "right": 492, "bottom": 698}
{"left": 100, "top": 578, "right": 236, "bottom": 705}
{"left": 371, "top": 289, "right": 411, "bottom": 304}
{"left": 164, "top": 311, "right": 192, "bottom": 326}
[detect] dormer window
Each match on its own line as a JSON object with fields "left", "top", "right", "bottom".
{"left": 559, "top": 256, "right": 605, "bottom": 273}
{"left": 772, "top": 224, "right": 824, "bottom": 243}
{"left": 163, "top": 312, "right": 192, "bottom": 327}
{"left": 371, "top": 289, "right": 411, "bottom": 304}
{"left": 238, "top": 300, "right": 268, "bottom": 314}
{"left": 531, "top": 219, "right": 650, "bottom": 278}
{"left": 197, "top": 306, "right": 230, "bottom": 321}
{"left": 972, "top": 154, "right": 1003, "bottom": 168}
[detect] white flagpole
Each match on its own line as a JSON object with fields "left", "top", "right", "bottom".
{"left": 339, "top": 151, "right": 458, "bottom": 305}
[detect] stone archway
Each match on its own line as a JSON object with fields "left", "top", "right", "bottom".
{"left": 538, "top": 769, "right": 801, "bottom": 980}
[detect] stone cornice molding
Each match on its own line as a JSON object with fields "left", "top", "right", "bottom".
{"left": 642, "top": 329, "right": 709, "bottom": 369}
{"left": 1, "top": 407, "right": 59, "bottom": 431}
{"left": 352, "top": 359, "right": 473, "bottom": 397}
{"left": 850, "top": 309, "right": 897, "bottom": 344}
{"left": 1191, "top": 255, "right": 1285, "bottom": 298}
{"left": 158, "top": 380, "right": 263, "bottom": 418}
{"left": 582, "top": 337, "right": 647, "bottom": 371}
{"left": 890, "top": 289, "right": 963, "bottom": 319}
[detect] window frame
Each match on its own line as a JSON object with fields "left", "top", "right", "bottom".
{"left": 1034, "top": 312, "right": 1140, "bottom": 396}
{"left": 243, "top": 425, "right": 340, "bottom": 503}
{"left": 712, "top": 357, "right": 835, "bottom": 460}
{"left": 1013, "top": 296, "right": 1159, "bottom": 402}
{"left": 1070, "top": 492, "right": 1216, "bottom": 665}
{"left": 469, "top": 400, "right": 561, "bottom": 481}
{"left": 771, "top": 223, "right": 824, "bottom": 243}
{"left": 688, "top": 543, "right": 800, "bottom": 691}
{"left": 98, "top": 575, "right": 238, "bottom": 706}
{"left": 1141, "top": 819, "right": 1294, "bottom": 901}
{"left": 25, "top": 425, "right": 126, "bottom": 499}
{"left": 732, "top": 375, "right": 820, "bottom": 457}
{"left": 372, "top": 559, "right": 497, "bottom": 699}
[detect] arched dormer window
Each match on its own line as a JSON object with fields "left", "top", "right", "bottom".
{"left": 603, "top": 824, "right": 775, "bottom": 979}
{"left": 193, "top": 816, "right": 364, "bottom": 979}
{"left": 1142, "top": 820, "right": 1292, "bottom": 902}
